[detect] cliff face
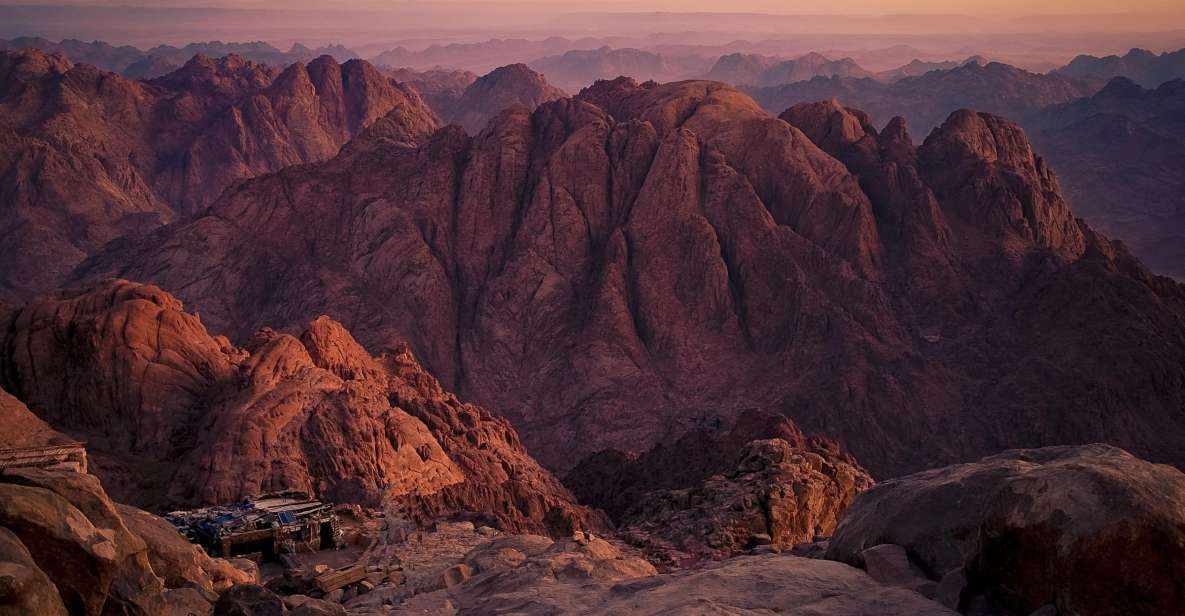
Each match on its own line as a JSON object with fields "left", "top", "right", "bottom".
{"left": 70, "top": 77, "right": 1185, "bottom": 480}
{"left": 434, "top": 63, "right": 566, "bottom": 134}
{"left": 0, "top": 49, "right": 437, "bottom": 302}
{"left": 0, "top": 280, "right": 598, "bottom": 535}
{"left": 1026, "top": 77, "right": 1185, "bottom": 279}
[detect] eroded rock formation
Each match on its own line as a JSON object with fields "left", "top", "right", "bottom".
{"left": 0, "top": 467, "right": 254, "bottom": 616}
{"left": 378, "top": 532, "right": 955, "bottom": 615}
{"left": 0, "top": 48, "right": 437, "bottom": 301}
{"left": 566, "top": 410, "right": 871, "bottom": 562}
{"left": 618, "top": 438, "right": 872, "bottom": 563}
{"left": 70, "top": 78, "right": 1185, "bottom": 482}
{"left": 0, "top": 280, "right": 598, "bottom": 535}
{"left": 432, "top": 64, "right": 565, "bottom": 134}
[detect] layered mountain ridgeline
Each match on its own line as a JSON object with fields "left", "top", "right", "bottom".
{"left": 1056, "top": 47, "right": 1185, "bottom": 89}
{"left": 369, "top": 36, "right": 618, "bottom": 75}
{"left": 745, "top": 61, "right": 1097, "bottom": 133}
{"left": 873, "top": 55, "right": 988, "bottom": 82}
{"left": 704, "top": 52, "right": 872, "bottom": 87}
{"left": 0, "top": 280, "right": 601, "bottom": 535}
{"left": 384, "top": 66, "right": 478, "bottom": 115}
{"left": 427, "top": 64, "right": 566, "bottom": 134}
{"left": 1026, "top": 78, "right": 1185, "bottom": 279}
{"left": 0, "top": 48, "right": 437, "bottom": 302}
{"left": 0, "top": 37, "right": 359, "bottom": 79}
{"left": 528, "top": 47, "right": 711, "bottom": 92}
{"left": 737, "top": 58, "right": 1185, "bottom": 281}
{"left": 71, "top": 78, "right": 1185, "bottom": 483}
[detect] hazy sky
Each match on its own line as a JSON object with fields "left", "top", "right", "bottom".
{"left": 6, "top": 0, "right": 1185, "bottom": 14}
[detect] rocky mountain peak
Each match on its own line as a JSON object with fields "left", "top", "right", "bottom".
{"left": 780, "top": 99, "right": 875, "bottom": 153}
{"left": 435, "top": 62, "right": 565, "bottom": 134}
{"left": 920, "top": 110, "right": 1086, "bottom": 258}
{"left": 150, "top": 52, "right": 276, "bottom": 97}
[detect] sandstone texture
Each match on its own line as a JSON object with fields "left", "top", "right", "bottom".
{"left": 379, "top": 534, "right": 955, "bottom": 615}
{"left": 567, "top": 410, "right": 872, "bottom": 563}
{"left": 432, "top": 64, "right": 565, "bottom": 134}
{"left": 617, "top": 438, "right": 872, "bottom": 563}
{"left": 0, "top": 387, "right": 73, "bottom": 449}
{"left": 0, "top": 280, "right": 599, "bottom": 534}
{"left": 0, "top": 48, "right": 438, "bottom": 301}
{"left": 69, "top": 77, "right": 1185, "bottom": 482}
{"left": 0, "top": 467, "right": 253, "bottom": 616}
{"left": 826, "top": 444, "right": 1185, "bottom": 616}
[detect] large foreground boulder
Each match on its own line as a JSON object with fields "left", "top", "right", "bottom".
{"left": 0, "top": 467, "right": 253, "bottom": 616}
{"left": 826, "top": 444, "right": 1185, "bottom": 615}
{"left": 0, "top": 527, "right": 68, "bottom": 616}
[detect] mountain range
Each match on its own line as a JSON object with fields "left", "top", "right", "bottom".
{"left": 58, "top": 77, "right": 1185, "bottom": 483}
{"left": 0, "top": 49, "right": 434, "bottom": 302}
{"left": 0, "top": 37, "right": 359, "bottom": 79}
{"left": 1026, "top": 77, "right": 1185, "bottom": 279}
{"left": 3, "top": 28, "right": 1185, "bottom": 616}
{"left": 1057, "top": 47, "right": 1185, "bottom": 88}
{"left": 743, "top": 61, "right": 1097, "bottom": 133}
{"left": 703, "top": 51, "right": 872, "bottom": 87}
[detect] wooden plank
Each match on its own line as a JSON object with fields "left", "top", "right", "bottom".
{"left": 314, "top": 565, "right": 367, "bottom": 593}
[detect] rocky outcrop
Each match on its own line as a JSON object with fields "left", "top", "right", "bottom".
{"left": 566, "top": 410, "right": 870, "bottom": 562}
{"left": 0, "top": 48, "right": 437, "bottom": 302}
{"left": 115, "top": 503, "right": 252, "bottom": 594}
{"left": 71, "top": 78, "right": 1185, "bottom": 482}
{"left": 918, "top": 109, "right": 1086, "bottom": 260}
{"left": 0, "top": 524, "right": 68, "bottom": 616}
{"left": 432, "top": 64, "right": 565, "bottom": 134}
{"left": 0, "top": 387, "right": 73, "bottom": 450}
{"left": 386, "top": 532, "right": 955, "bottom": 615}
{"left": 0, "top": 280, "right": 599, "bottom": 535}
{"left": 826, "top": 445, "right": 1185, "bottom": 615}
{"left": 617, "top": 438, "right": 872, "bottom": 563}
{"left": 0, "top": 467, "right": 253, "bottom": 616}
{"left": 213, "top": 584, "right": 287, "bottom": 616}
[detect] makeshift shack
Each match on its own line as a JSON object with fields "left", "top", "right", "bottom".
{"left": 167, "top": 492, "right": 340, "bottom": 561}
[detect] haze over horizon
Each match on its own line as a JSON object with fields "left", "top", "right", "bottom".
{"left": 3, "top": 2, "right": 1183, "bottom": 54}
{"left": 4, "top": 0, "right": 1185, "bottom": 15}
